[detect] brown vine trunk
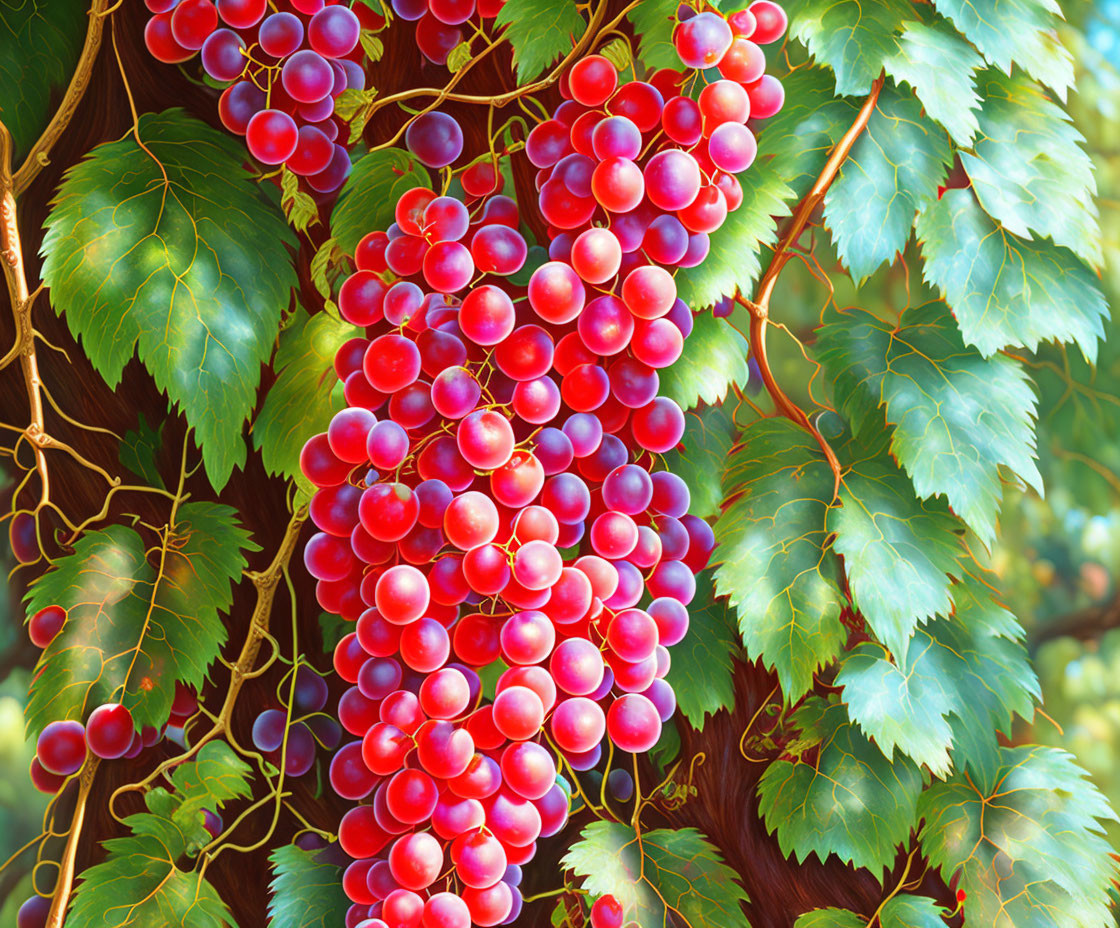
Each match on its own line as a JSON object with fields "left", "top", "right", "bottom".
{"left": 1, "top": 5, "right": 951, "bottom": 925}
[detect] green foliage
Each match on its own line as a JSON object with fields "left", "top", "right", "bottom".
{"left": 963, "top": 70, "right": 1100, "bottom": 266}
{"left": 254, "top": 307, "right": 360, "bottom": 483}
{"left": 756, "top": 67, "right": 859, "bottom": 200}
{"left": 69, "top": 742, "right": 249, "bottom": 928}
{"left": 794, "top": 897, "right": 947, "bottom": 927}
{"left": 817, "top": 301, "right": 1042, "bottom": 545}
{"left": 0, "top": 0, "right": 87, "bottom": 162}
{"left": 24, "top": 503, "right": 256, "bottom": 734}
{"left": 331, "top": 148, "right": 431, "bottom": 253}
{"left": 118, "top": 414, "right": 165, "bottom": 490}
{"left": 628, "top": 0, "right": 679, "bottom": 71}
{"left": 662, "top": 403, "right": 736, "bottom": 520}
{"left": 267, "top": 845, "right": 350, "bottom": 928}
{"left": 494, "top": 0, "right": 586, "bottom": 83}
{"left": 41, "top": 111, "right": 296, "bottom": 489}
{"left": 882, "top": 17, "right": 983, "bottom": 146}
{"left": 931, "top": 0, "right": 1072, "bottom": 96}
{"left": 919, "top": 745, "right": 1117, "bottom": 928}
{"left": 667, "top": 571, "right": 739, "bottom": 727}
{"left": 659, "top": 314, "right": 750, "bottom": 409}
{"left": 829, "top": 435, "right": 963, "bottom": 659}
{"left": 562, "top": 822, "right": 750, "bottom": 928}
{"left": 678, "top": 157, "right": 793, "bottom": 309}
{"left": 714, "top": 418, "right": 845, "bottom": 699}
{"left": 757, "top": 699, "right": 924, "bottom": 873}
{"left": 917, "top": 188, "right": 1108, "bottom": 362}
{"left": 836, "top": 569, "right": 1039, "bottom": 780}
{"left": 823, "top": 83, "right": 952, "bottom": 281}
{"left": 787, "top": 0, "right": 913, "bottom": 95}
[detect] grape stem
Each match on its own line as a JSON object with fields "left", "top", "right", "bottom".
{"left": 735, "top": 72, "right": 885, "bottom": 499}
{"left": 13, "top": 0, "right": 110, "bottom": 195}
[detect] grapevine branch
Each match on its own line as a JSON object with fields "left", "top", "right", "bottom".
{"left": 13, "top": 0, "right": 111, "bottom": 195}
{"left": 0, "top": 120, "right": 51, "bottom": 510}
{"left": 735, "top": 73, "right": 885, "bottom": 497}
{"left": 45, "top": 759, "right": 99, "bottom": 928}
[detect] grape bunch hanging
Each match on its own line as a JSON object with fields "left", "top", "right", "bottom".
{"left": 142, "top": 0, "right": 373, "bottom": 190}
{"left": 290, "top": 6, "right": 788, "bottom": 927}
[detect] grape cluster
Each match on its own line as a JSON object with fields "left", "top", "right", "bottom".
{"left": 388, "top": 0, "right": 507, "bottom": 67}
{"left": 298, "top": 5, "right": 786, "bottom": 924}
{"left": 250, "top": 665, "right": 342, "bottom": 776}
{"left": 26, "top": 604, "right": 200, "bottom": 794}
{"left": 142, "top": 0, "right": 370, "bottom": 191}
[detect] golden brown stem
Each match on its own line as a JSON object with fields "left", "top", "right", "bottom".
{"left": 46, "top": 759, "right": 100, "bottom": 928}
{"left": 13, "top": 0, "right": 111, "bottom": 195}
{"left": 0, "top": 121, "right": 50, "bottom": 508}
{"left": 736, "top": 73, "right": 885, "bottom": 497}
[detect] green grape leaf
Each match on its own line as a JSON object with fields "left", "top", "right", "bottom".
{"left": 40, "top": 110, "right": 296, "bottom": 490}
{"left": 24, "top": 502, "right": 256, "bottom": 734}
{"left": 937, "top": 568, "right": 1039, "bottom": 789}
{"left": 668, "top": 570, "right": 739, "bottom": 727}
{"left": 119, "top": 413, "right": 165, "bottom": 490}
{"left": 823, "top": 83, "right": 952, "bottom": 281}
{"left": 794, "top": 910, "right": 865, "bottom": 928}
{"left": 817, "top": 301, "right": 1041, "bottom": 546}
{"left": 794, "top": 899, "right": 946, "bottom": 928}
{"left": 916, "top": 189, "right": 1108, "bottom": 363}
{"left": 878, "top": 895, "right": 949, "bottom": 928}
{"left": 756, "top": 67, "right": 860, "bottom": 201}
{"left": 962, "top": 70, "right": 1100, "bottom": 266}
{"left": 838, "top": 571, "right": 1037, "bottom": 783}
{"left": 678, "top": 157, "right": 794, "bottom": 309}
{"left": 0, "top": 0, "right": 88, "bottom": 163}
{"left": 714, "top": 418, "right": 845, "bottom": 700}
{"left": 628, "top": 0, "right": 678, "bottom": 71}
{"left": 830, "top": 443, "right": 962, "bottom": 659}
{"left": 882, "top": 18, "right": 983, "bottom": 146}
{"left": 919, "top": 745, "right": 1117, "bottom": 928}
{"left": 662, "top": 402, "right": 736, "bottom": 520}
{"left": 757, "top": 699, "right": 924, "bottom": 873}
{"left": 787, "top": 0, "right": 915, "bottom": 96}
{"left": 332, "top": 148, "right": 431, "bottom": 253}
{"left": 69, "top": 744, "right": 246, "bottom": 928}
{"left": 254, "top": 307, "right": 361, "bottom": 484}
{"left": 659, "top": 313, "right": 750, "bottom": 409}
{"left": 495, "top": 0, "right": 586, "bottom": 83}
{"left": 267, "top": 845, "right": 350, "bottom": 928}
{"left": 170, "top": 741, "right": 252, "bottom": 821}
{"left": 280, "top": 165, "right": 320, "bottom": 234}
{"left": 562, "top": 822, "right": 750, "bottom": 928}
{"left": 931, "top": 0, "right": 1072, "bottom": 98}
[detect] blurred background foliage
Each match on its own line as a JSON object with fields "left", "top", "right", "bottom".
{"left": 0, "top": 0, "right": 1117, "bottom": 912}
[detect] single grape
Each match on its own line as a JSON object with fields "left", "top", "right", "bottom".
{"left": 85, "top": 703, "right": 135, "bottom": 760}
{"left": 406, "top": 112, "right": 464, "bottom": 167}
{"left": 37, "top": 720, "right": 87, "bottom": 776}
{"left": 200, "top": 28, "right": 246, "bottom": 81}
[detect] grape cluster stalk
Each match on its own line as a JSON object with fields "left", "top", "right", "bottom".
{"left": 290, "top": 5, "right": 789, "bottom": 926}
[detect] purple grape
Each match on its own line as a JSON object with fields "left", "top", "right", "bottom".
{"left": 308, "top": 5, "right": 360, "bottom": 58}
{"left": 258, "top": 12, "right": 303, "bottom": 58}
{"left": 307, "top": 143, "right": 352, "bottom": 193}
{"left": 405, "top": 112, "right": 464, "bottom": 168}
{"left": 282, "top": 49, "right": 334, "bottom": 104}
{"left": 200, "top": 28, "right": 246, "bottom": 82}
